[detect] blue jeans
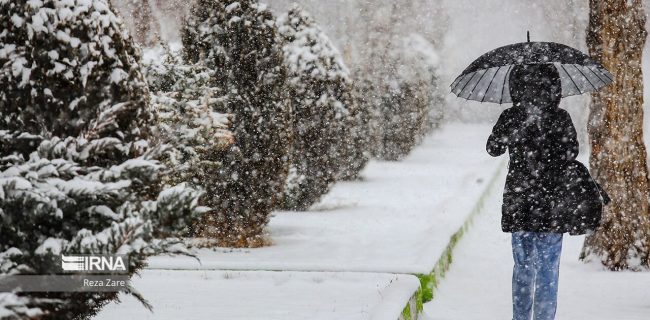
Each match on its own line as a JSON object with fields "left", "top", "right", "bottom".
{"left": 511, "top": 231, "right": 563, "bottom": 320}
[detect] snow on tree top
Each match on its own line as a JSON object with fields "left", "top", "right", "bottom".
{"left": 0, "top": 0, "right": 152, "bottom": 143}
{"left": 34, "top": 237, "right": 65, "bottom": 255}
{"left": 225, "top": 2, "right": 240, "bottom": 12}
{"left": 278, "top": 6, "right": 350, "bottom": 83}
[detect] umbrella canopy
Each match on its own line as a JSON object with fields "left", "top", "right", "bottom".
{"left": 450, "top": 41, "right": 614, "bottom": 104}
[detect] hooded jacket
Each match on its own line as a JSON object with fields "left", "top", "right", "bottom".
{"left": 486, "top": 64, "right": 608, "bottom": 234}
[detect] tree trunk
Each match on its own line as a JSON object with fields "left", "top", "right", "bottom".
{"left": 582, "top": 0, "right": 650, "bottom": 270}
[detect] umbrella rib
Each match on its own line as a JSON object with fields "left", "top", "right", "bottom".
{"left": 451, "top": 74, "right": 469, "bottom": 95}
{"left": 499, "top": 65, "right": 513, "bottom": 104}
{"left": 457, "top": 72, "right": 479, "bottom": 97}
{"left": 481, "top": 66, "right": 500, "bottom": 103}
{"left": 599, "top": 68, "right": 614, "bottom": 82}
{"left": 586, "top": 65, "right": 608, "bottom": 85}
{"left": 573, "top": 64, "right": 598, "bottom": 91}
{"left": 450, "top": 74, "right": 463, "bottom": 89}
{"left": 560, "top": 64, "right": 582, "bottom": 95}
{"left": 466, "top": 69, "right": 489, "bottom": 99}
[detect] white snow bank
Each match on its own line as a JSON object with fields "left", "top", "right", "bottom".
{"left": 147, "top": 123, "right": 503, "bottom": 274}
{"left": 94, "top": 270, "right": 420, "bottom": 320}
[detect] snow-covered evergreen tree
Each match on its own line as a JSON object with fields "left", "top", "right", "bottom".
{"left": 379, "top": 34, "right": 443, "bottom": 160}
{"left": 352, "top": 71, "right": 385, "bottom": 160}
{"left": 182, "top": 0, "right": 291, "bottom": 247}
{"left": 378, "top": 82, "right": 429, "bottom": 161}
{"left": 0, "top": 0, "right": 153, "bottom": 158}
{"left": 399, "top": 34, "right": 444, "bottom": 134}
{"left": 345, "top": 1, "right": 445, "bottom": 161}
{"left": 143, "top": 46, "right": 235, "bottom": 235}
{"left": 277, "top": 6, "right": 368, "bottom": 209}
{"left": 337, "top": 83, "right": 373, "bottom": 181}
{"left": 355, "top": 29, "right": 443, "bottom": 160}
{"left": 0, "top": 134, "right": 204, "bottom": 319}
{"left": 0, "top": 1, "right": 204, "bottom": 318}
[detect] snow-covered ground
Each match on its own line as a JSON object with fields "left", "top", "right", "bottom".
{"left": 96, "top": 123, "right": 503, "bottom": 319}
{"left": 146, "top": 123, "right": 502, "bottom": 275}
{"left": 95, "top": 270, "right": 419, "bottom": 320}
{"left": 94, "top": 121, "right": 650, "bottom": 320}
{"left": 422, "top": 158, "right": 650, "bottom": 320}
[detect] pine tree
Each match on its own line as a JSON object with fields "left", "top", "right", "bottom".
{"left": 380, "top": 34, "right": 443, "bottom": 160}
{"left": 143, "top": 46, "right": 235, "bottom": 235}
{"left": 277, "top": 6, "right": 368, "bottom": 209}
{"left": 182, "top": 0, "right": 291, "bottom": 247}
{"left": 0, "top": 134, "right": 203, "bottom": 319}
{"left": 0, "top": 1, "right": 203, "bottom": 318}
{"left": 0, "top": 0, "right": 153, "bottom": 160}
{"left": 355, "top": 0, "right": 396, "bottom": 159}
{"left": 354, "top": 1, "right": 443, "bottom": 161}
{"left": 337, "top": 82, "right": 372, "bottom": 180}
{"left": 379, "top": 82, "right": 429, "bottom": 161}
{"left": 353, "top": 71, "right": 385, "bottom": 161}
{"left": 582, "top": 0, "right": 650, "bottom": 270}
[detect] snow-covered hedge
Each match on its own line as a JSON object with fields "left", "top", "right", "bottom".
{"left": 182, "top": 0, "right": 291, "bottom": 247}
{"left": 353, "top": 73, "right": 385, "bottom": 161}
{"left": 337, "top": 83, "right": 374, "bottom": 181}
{"left": 0, "top": 1, "right": 204, "bottom": 318}
{"left": 277, "top": 6, "right": 369, "bottom": 210}
{"left": 0, "top": 0, "right": 153, "bottom": 156}
{"left": 376, "top": 34, "right": 444, "bottom": 161}
{"left": 393, "top": 34, "right": 444, "bottom": 135}
{"left": 0, "top": 135, "right": 203, "bottom": 319}
{"left": 143, "top": 46, "right": 235, "bottom": 236}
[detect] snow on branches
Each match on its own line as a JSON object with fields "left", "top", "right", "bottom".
{"left": 0, "top": 134, "right": 205, "bottom": 319}
{"left": 277, "top": 6, "right": 369, "bottom": 209}
{"left": 0, "top": 1, "right": 205, "bottom": 318}
{"left": 0, "top": 0, "right": 153, "bottom": 151}
{"left": 143, "top": 46, "right": 234, "bottom": 172}
{"left": 142, "top": 45, "right": 235, "bottom": 236}
{"left": 182, "top": 0, "right": 291, "bottom": 247}
{"left": 367, "top": 33, "right": 444, "bottom": 161}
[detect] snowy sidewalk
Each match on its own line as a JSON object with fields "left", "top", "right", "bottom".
{"left": 146, "top": 123, "right": 502, "bottom": 275}
{"left": 96, "top": 123, "right": 504, "bottom": 319}
{"left": 422, "top": 165, "right": 650, "bottom": 320}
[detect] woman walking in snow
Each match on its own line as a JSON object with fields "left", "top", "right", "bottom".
{"left": 450, "top": 37, "right": 611, "bottom": 320}
{"left": 486, "top": 64, "right": 604, "bottom": 320}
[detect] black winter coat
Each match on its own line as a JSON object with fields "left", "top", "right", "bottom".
{"left": 487, "top": 105, "right": 608, "bottom": 234}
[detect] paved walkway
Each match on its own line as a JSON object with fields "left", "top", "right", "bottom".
{"left": 146, "top": 124, "right": 501, "bottom": 275}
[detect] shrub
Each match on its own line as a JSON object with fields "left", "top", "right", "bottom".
{"left": 143, "top": 46, "right": 235, "bottom": 235}
{"left": 182, "top": 0, "right": 291, "bottom": 247}
{"left": 0, "top": 1, "right": 203, "bottom": 318}
{"left": 378, "top": 34, "right": 443, "bottom": 160}
{"left": 277, "top": 6, "right": 368, "bottom": 209}
{"left": 0, "top": 0, "right": 153, "bottom": 159}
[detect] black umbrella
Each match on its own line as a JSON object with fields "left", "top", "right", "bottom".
{"left": 450, "top": 33, "right": 613, "bottom": 103}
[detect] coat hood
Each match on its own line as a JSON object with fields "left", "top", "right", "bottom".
{"left": 509, "top": 64, "right": 562, "bottom": 111}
